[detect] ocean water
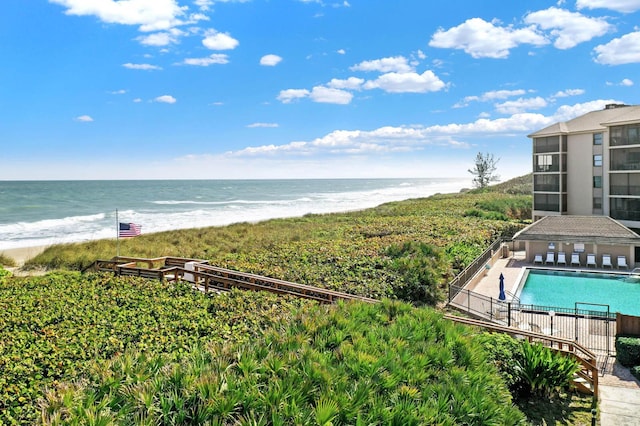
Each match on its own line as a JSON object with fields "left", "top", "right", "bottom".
{"left": 0, "top": 178, "right": 469, "bottom": 250}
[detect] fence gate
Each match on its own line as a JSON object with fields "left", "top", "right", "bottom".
{"left": 574, "top": 303, "right": 615, "bottom": 355}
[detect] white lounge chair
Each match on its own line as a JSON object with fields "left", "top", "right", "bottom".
{"left": 586, "top": 253, "right": 597, "bottom": 268}
{"left": 533, "top": 254, "right": 543, "bottom": 265}
{"left": 557, "top": 252, "right": 567, "bottom": 266}
{"left": 571, "top": 253, "right": 581, "bottom": 267}
{"left": 618, "top": 255, "right": 629, "bottom": 269}
{"left": 545, "top": 252, "right": 555, "bottom": 265}
{"left": 602, "top": 254, "right": 613, "bottom": 268}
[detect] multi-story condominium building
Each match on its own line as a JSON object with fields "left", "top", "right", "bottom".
{"left": 528, "top": 104, "right": 640, "bottom": 232}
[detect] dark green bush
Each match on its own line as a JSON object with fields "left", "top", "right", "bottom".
{"left": 481, "top": 333, "right": 581, "bottom": 399}
{"left": 39, "top": 301, "right": 526, "bottom": 425}
{"left": 385, "top": 242, "right": 445, "bottom": 305}
{"left": 616, "top": 335, "right": 640, "bottom": 367}
{"left": 631, "top": 365, "right": 640, "bottom": 381}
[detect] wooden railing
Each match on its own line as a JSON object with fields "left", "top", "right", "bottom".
{"left": 444, "top": 314, "right": 599, "bottom": 398}
{"left": 88, "top": 257, "right": 378, "bottom": 305}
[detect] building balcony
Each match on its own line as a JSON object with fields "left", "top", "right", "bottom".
{"left": 610, "top": 185, "right": 640, "bottom": 196}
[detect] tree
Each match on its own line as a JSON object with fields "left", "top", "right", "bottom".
{"left": 468, "top": 152, "right": 500, "bottom": 188}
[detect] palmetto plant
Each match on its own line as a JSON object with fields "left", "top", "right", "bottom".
{"left": 515, "top": 341, "right": 581, "bottom": 399}
{"left": 39, "top": 300, "right": 526, "bottom": 425}
{"left": 482, "top": 332, "right": 582, "bottom": 399}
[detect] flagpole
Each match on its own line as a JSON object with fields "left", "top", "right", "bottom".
{"left": 116, "top": 209, "right": 120, "bottom": 258}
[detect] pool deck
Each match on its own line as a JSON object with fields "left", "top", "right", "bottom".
{"left": 464, "top": 250, "right": 640, "bottom": 425}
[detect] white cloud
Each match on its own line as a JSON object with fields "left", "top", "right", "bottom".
{"left": 194, "top": 0, "right": 213, "bottom": 11}
{"left": 260, "top": 54, "right": 282, "bottom": 66}
{"left": 594, "top": 32, "right": 640, "bottom": 64}
{"left": 182, "top": 54, "right": 229, "bottom": 66}
{"left": 137, "top": 29, "right": 183, "bottom": 46}
{"left": 350, "top": 56, "right": 413, "bottom": 73}
{"left": 123, "top": 63, "right": 162, "bottom": 70}
{"left": 75, "top": 115, "right": 94, "bottom": 122}
{"left": 154, "top": 95, "right": 177, "bottom": 104}
{"left": 202, "top": 30, "right": 239, "bottom": 50}
{"left": 524, "top": 7, "right": 611, "bottom": 49}
{"left": 109, "top": 89, "right": 127, "bottom": 95}
{"left": 495, "top": 97, "right": 547, "bottom": 114}
{"left": 277, "top": 89, "right": 310, "bottom": 103}
{"left": 49, "top": 0, "right": 186, "bottom": 32}
{"left": 551, "top": 89, "right": 585, "bottom": 98}
{"left": 247, "top": 122, "right": 279, "bottom": 128}
{"left": 621, "top": 78, "right": 635, "bottom": 86}
{"left": 455, "top": 89, "right": 527, "bottom": 107}
{"left": 429, "top": 18, "right": 548, "bottom": 58}
{"left": 228, "top": 113, "right": 553, "bottom": 158}
{"left": 326, "top": 77, "right": 364, "bottom": 90}
{"left": 363, "top": 71, "right": 447, "bottom": 93}
{"left": 576, "top": 0, "right": 640, "bottom": 13}
{"left": 309, "top": 86, "right": 353, "bottom": 104}
{"left": 337, "top": 49, "right": 346, "bottom": 55}
{"left": 226, "top": 100, "right": 625, "bottom": 160}
{"left": 552, "top": 99, "right": 623, "bottom": 121}
{"left": 133, "top": 98, "right": 143, "bottom": 103}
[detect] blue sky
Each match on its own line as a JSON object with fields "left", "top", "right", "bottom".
{"left": 1, "top": 0, "right": 639, "bottom": 181}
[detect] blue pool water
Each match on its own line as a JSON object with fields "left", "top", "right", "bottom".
{"left": 518, "top": 269, "right": 640, "bottom": 316}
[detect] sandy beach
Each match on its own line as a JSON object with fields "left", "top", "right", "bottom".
{"left": 1, "top": 245, "right": 48, "bottom": 266}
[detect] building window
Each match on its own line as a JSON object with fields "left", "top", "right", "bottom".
{"left": 534, "top": 193, "right": 560, "bottom": 212}
{"left": 594, "top": 133, "right": 603, "bottom": 145}
{"left": 593, "top": 176, "right": 602, "bottom": 188}
{"left": 533, "top": 136, "right": 560, "bottom": 154}
{"left": 611, "top": 173, "right": 640, "bottom": 196}
{"left": 611, "top": 198, "right": 640, "bottom": 221}
{"left": 593, "top": 155, "right": 603, "bottom": 167}
{"left": 534, "top": 154, "right": 559, "bottom": 172}
{"left": 611, "top": 124, "right": 640, "bottom": 146}
{"left": 610, "top": 147, "right": 640, "bottom": 170}
{"left": 593, "top": 197, "right": 602, "bottom": 210}
{"left": 534, "top": 174, "right": 560, "bottom": 192}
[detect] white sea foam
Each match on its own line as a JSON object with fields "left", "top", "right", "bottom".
{"left": 0, "top": 178, "right": 469, "bottom": 250}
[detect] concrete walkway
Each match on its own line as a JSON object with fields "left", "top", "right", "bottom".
{"left": 599, "top": 361, "right": 640, "bottom": 425}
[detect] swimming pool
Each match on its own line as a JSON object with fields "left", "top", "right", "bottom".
{"left": 518, "top": 269, "right": 640, "bottom": 316}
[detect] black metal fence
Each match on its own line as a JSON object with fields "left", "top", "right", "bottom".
{"left": 448, "top": 284, "right": 617, "bottom": 354}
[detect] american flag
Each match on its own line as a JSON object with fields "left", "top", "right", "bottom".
{"left": 119, "top": 222, "right": 142, "bottom": 238}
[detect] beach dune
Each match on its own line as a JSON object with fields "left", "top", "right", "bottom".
{"left": 1, "top": 246, "right": 48, "bottom": 266}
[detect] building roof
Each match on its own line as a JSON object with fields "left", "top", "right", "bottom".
{"left": 513, "top": 215, "right": 640, "bottom": 244}
{"left": 528, "top": 104, "right": 640, "bottom": 138}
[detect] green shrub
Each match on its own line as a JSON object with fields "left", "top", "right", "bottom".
{"left": 384, "top": 242, "right": 446, "bottom": 305}
{"left": 0, "top": 266, "right": 11, "bottom": 282}
{"left": 616, "top": 335, "right": 640, "bottom": 367}
{"left": 0, "top": 272, "right": 310, "bottom": 425}
{"left": 631, "top": 365, "right": 640, "bottom": 381}
{"left": 515, "top": 341, "right": 581, "bottom": 399}
{"left": 0, "top": 254, "right": 16, "bottom": 268}
{"left": 39, "top": 301, "right": 526, "bottom": 425}
{"left": 481, "top": 333, "right": 581, "bottom": 399}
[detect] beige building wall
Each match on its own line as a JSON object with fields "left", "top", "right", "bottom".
{"left": 567, "top": 133, "right": 594, "bottom": 215}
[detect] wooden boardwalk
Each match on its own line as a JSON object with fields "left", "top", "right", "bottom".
{"left": 88, "top": 256, "right": 378, "bottom": 304}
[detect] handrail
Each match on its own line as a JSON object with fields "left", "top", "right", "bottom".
{"left": 503, "top": 289, "right": 520, "bottom": 303}
{"left": 444, "top": 314, "right": 598, "bottom": 398}
{"left": 193, "top": 263, "right": 378, "bottom": 301}
{"left": 88, "top": 256, "right": 378, "bottom": 305}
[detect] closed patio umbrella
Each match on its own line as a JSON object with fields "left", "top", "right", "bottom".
{"left": 499, "top": 273, "right": 506, "bottom": 301}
